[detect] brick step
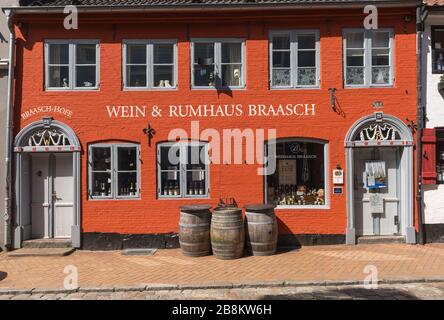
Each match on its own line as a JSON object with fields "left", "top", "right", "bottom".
{"left": 8, "top": 248, "right": 75, "bottom": 257}
{"left": 22, "top": 239, "right": 72, "bottom": 249}
{"left": 357, "top": 235, "right": 405, "bottom": 244}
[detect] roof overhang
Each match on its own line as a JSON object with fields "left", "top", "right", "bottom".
{"left": 2, "top": 1, "right": 420, "bottom": 15}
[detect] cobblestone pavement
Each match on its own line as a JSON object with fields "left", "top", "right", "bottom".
{"left": 1, "top": 282, "right": 444, "bottom": 300}
{"left": 1, "top": 243, "right": 444, "bottom": 290}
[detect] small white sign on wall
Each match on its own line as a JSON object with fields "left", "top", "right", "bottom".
{"left": 370, "top": 193, "right": 384, "bottom": 214}
{"left": 333, "top": 169, "right": 344, "bottom": 185}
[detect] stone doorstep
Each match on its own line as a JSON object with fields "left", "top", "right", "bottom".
{"left": 2, "top": 277, "right": 444, "bottom": 296}
{"left": 357, "top": 235, "right": 406, "bottom": 245}
{"left": 22, "top": 239, "right": 72, "bottom": 249}
{"left": 7, "top": 248, "right": 76, "bottom": 257}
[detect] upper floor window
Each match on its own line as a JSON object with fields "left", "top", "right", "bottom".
{"left": 157, "top": 141, "right": 209, "bottom": 198}
{"left": 269, "top": 30, "right": 320, "bottom": 89}
{"left": 45, "top": 40, "right": 99, "bottom": 90}
{"left": 343, "top": 29, "right": 394, "bottom": 87}
{"left": 88, "top": 143, "right": 140, "bottom": 200}
{"left": 432, "top": 26, "right": 444, "bottom": 74}
{"left": 191, "top": 39, "right": 245, "bottom": 89}
{"left": 123, "top": 40, "right": 177, "bottom": 89}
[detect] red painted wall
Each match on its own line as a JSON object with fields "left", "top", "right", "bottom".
{"left": 13, "top": 8, "right": 418, "bottom": 236}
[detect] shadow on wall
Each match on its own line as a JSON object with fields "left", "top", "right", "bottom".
{"left": 0, "top": 271, "right": 7, "bottom": 282}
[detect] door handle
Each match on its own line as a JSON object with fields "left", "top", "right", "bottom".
{"left": 52, "top": 192, "right": 62, "bottom": 201}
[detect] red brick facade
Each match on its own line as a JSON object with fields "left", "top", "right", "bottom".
{"left": 12, "top": 7, "right": 418, "bottom": 239}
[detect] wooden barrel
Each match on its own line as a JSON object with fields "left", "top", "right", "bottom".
{"left": 245, "top": 204, "right": 278, "bottom": 256}
{"left": 210, "top": 208, "right": 245, "bottom": 260}
{"left": 179, "top": 204, "right": 212, "bottom": 257}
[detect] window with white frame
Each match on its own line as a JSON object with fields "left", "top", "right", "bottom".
{"left": 157, "top": 142, "right": 209, "bottom": 198}
{"left": 89, "top": 144, "right": 140, "bottom": 199}
{"left": 270, "top": 30, "right": 320, "bottom": 88}
{"left": 191, "top": 39, "right": 245, "bottom": 89}
{"left": 45, "top": 41, "right": 99, "bottom": 90}
{"left": 264, "top": 139, "right": 328, "bottom": 208}
{"left": 123, "top": 40, "right": 177, "bottom": 89}
{"left": 344, "top": 29, "right": 394, "bottom": 87}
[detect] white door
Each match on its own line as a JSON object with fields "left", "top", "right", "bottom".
{"left": 31, "top": 153, "right": 73, "bottom": 239}
{"left": 53, "top": 153, "right": 73, "bottom": 238}
{"left": 354, "top": 147, "right": 400, "bottom": 236}
{"left": 31, "top": 154, "right": 50, "bottom": 239}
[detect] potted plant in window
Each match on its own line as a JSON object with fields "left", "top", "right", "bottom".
{"left": 439, "top": 75, "right": 444, "bottom": 93}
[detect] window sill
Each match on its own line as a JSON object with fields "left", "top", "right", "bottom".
{"left": 191, "top": 86, "right": 246, "bottom": 91}
{"left": 270, "top": 86, "right": 320, "bottom": 90}
{"left": 158, "top": 195, "right": 210, "bottom": 200}
{"left": 123, "top": 87, "right": 178, "bottom": 91}
{"left": 89, "top": 197, "right": 140, "bottom": 201}
{"left": 46, "top": 88, "right": 100, "bottom": 92}
{"left": 344, "top": 85, "right": 394, "bottom": 89}
{"left": 274, "top": 205, "right": 330, "bottom": 210}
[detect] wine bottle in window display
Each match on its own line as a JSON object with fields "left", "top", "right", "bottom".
{"left": 130, "top": 182, "right": 135, "bottom": 196}
{"left": 188, "top": 182, "right": 192, "bottom": 195}
{"left": 168, "top": 182, "right": 173, "bottom": 196}
{"left": 101, "top": 182, "right": 106, "bottom": 196}
{"left": 173, "top": 182, "right": 179, "bottom": 196}
{"left": 199, "top": 181, "right": 204, "bottom": 195}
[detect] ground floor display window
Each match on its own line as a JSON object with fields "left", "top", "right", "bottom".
{"left": 157, "top": 141, "right": 209, "bottom": 198}
{"left": 265, "top": 139, "right": 327, "bottom": 208}
{"left": 88, "top": 143, "right": 140, "bottom": 199}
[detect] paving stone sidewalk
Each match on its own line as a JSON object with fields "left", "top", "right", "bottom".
{"left": 1, "top": 243, "right": 444, "bottom": 293}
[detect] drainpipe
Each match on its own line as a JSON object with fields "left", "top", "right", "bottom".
{"left": 3, "top": 9, "right": 15, "bottom": 251}
{"left": 416, "top": 5, "right": 428, "bottom": 245}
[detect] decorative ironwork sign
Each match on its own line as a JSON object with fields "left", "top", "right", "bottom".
{"left": 358, "top": 123, "right": 400, "bottom": 142}
{"left": 28, "top": 128, "right": 70, "bottom": 147}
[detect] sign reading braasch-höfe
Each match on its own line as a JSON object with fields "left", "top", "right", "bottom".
{"left": 105, "top": 104, "right": 316, "bottom": 118}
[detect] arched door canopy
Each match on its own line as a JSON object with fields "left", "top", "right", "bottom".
{"left": 14, "top": 116, "right": 80, "bottom": 153}
{"left": 345, "top": 113, "right": 414, "bottom": 148}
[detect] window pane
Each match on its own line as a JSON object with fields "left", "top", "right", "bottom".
{"left": 193, "top": 65, "right": 215, "bottom": 86}
{"left": 153, "top": 66, "right": 174, "bottom": 87}
{"left": 372, "top": 32, "right": 390, "bottom": 48}
{"left": 346, "top": 32, "right": 364, "bottom": 49}
{"left": 127, "top": 44, "right": 146, "bottom": 64}
{"left": 187, "top": 145, "right": 206, "bottom": 170}
{"left": 222, "top": 43, "right": 242, "bottom": 63}
{"left": 154, "top": 44, "right": 174, "bottom": 64}
{"left": 91, "top": 172, "right": 111, "bottom": 197}
{"left": 118, "top": 147, "right": 137, "bottom": 171}
{"left": 160, "top": 146, "right": 180, "bottom": 170}
{"left": 346, "top": 67, "right": 364, "bottom": 85}
{"left": 118, "top": 172, "right": 138, "bottom": 196}
{"left": 49, "top": 44, "right": 69, "bottom": 64}
{"left": 297, "top": 68, "right": 316, "bottom": 86}
{"left": 127, "top": 65, "right": 147, "bottom": 87}
{"left": 346, "top": 49, "right": 364, "bottom": 66}
{"left": 372, "top": 48, "right": 390, "bottom": 66}
{"left": 272, "top": 35, "right": 290, "bottom": 50}
{"left": 186, "top": 171, "right": 206, "bottom": 196}
{"left": 272, "top": 51, "right": 290, "bottom": 68}
{"left": 272, "top": 69, "right": 291, "bottom": 86}
{"left": 221, "top": 64, "right": 242, "bottom": 87}
{"left": 194, "top": 43, "right": 214, "bottom": 63}
{"left": 298, "top": 34, "right": 316, "bottom": 49}
{"left": 76, "top": 44, "right": 96, "bottom": 64}
{"left": 372, "top": 67, "right": 390, "bottom": 84}
{"left": 49, "top": 66, "right": 70, "bottom": 88}
{"left": 266, "top": 141, "right": 325, "bottom": 206}
{"left": 298, "top": 51, "right": 316, "bottom": 67}
{"left": 76, "top": 66, "right": 96, "bottom": 87}
{"left": 92, "top": 147, "right": 111, "bottom": 171}
{"left": 160, "top": 171, "right": 180, "bottom": 196}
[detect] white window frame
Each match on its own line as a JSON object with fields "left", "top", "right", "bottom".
{"left": 269, "top": 30, "right": 321, "bottom": 89}
{"left": 343, "top": 28, "right": 394, "bottom": 88}
{"left": 45, "top": 40, "right": 100, "bottom": 91}
{"left": 263, "top": 138, "right": 330, "bottom": 210}
{"left": 157, "top": 141, "right": 210, "bottom": 199}
{"left": 122, "top": 40, "right": 178, "bottom": 90}
{"left": 190, "top": 38, "right": 246, "bottom": 90}
{"left": 88, "top": 143, "right": 141, "bottom": 200}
